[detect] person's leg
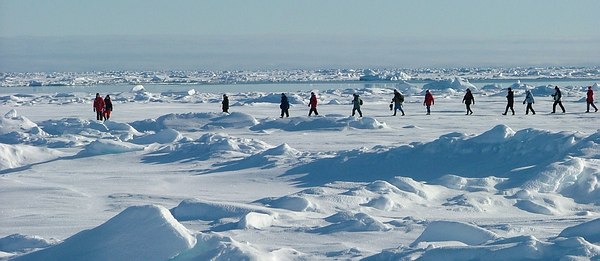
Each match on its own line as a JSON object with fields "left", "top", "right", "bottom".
{"left": 426, "top": 106, "right": 430, "bottom": 115}
{"left": 285, "top": 109, "right": 289, "bottom": 117}
{"left": 315, "top": 109, "right": 318, "bottom": 116}
{"left": 592, "top": 102, "right": 598, "bottom": 112}
{"left": 552, "top": 101, "right": 557, "bottom": 113}
{"left": 358, "top": 108, "right": 363, "bottom": 117}
{"left": 510, "top": 105, "right": 515, "bottom": 115}
{"left": 503, "top": 104, "right": 509, "bottom": 115}
{"left": 531, "top": 104, "right": 536, "bottom": 114}
{"left": 588, "top": 102, "right": 592, "bottom": 112}
{"left": 352, "top": 108, "right": 356, "bottom": 116}
{"left": 559, "top": 101, "right": 565, "bottom": 113}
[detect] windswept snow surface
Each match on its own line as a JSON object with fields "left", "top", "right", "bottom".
{"left": 1, "top": 82, "right": 600, "bottom": 260}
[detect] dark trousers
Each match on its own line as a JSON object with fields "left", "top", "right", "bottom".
{"left": 352, "top": 108, "right": 362, "bottom": 117}
{"left": 526, "top": 103, "right": 535, "bottom": 115}
{"left": 308, "top": 108, "right": 318, "bottom": 116}
{"left": 96, "top": 110, "right": 104, "bottom": 121}
{"left": 465, "top": 104, "right": 473, "bottom": 114}
{"left": 587, "top": 102, "right": 598, "bottom": 112}
{"left": 504, "top": 103, "right": 514, "bottom": 115}
{"left": 426, "top": 105, "right": 431, "bottom": 115}
{"left": 552, "top": 101, "right": 565, "bottom": 113}
{"left": 280, "top": 109, "right": 289, "bottom": 118}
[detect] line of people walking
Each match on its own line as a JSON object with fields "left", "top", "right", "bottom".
{"left": 245, "top": 85, "right": 597, "bottom": 118}
{"left": 92, "top": 85, "right": 597, "bottom": 121}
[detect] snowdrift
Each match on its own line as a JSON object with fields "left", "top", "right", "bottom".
{"left": 0, "top": 143, "right": 63, "bottom": 171}
{"left": 171, "top": 199, "right": 275, "bottom": 221}
{"left": 143, "top": 133, "right": 272, "bottom": 163}
{"left": 14, "top": 205, "right": 196, "bottom": 261}
{"left": 286, "top": 124, "right": 600, "bottom": 206}
{"left": 130, "top": 112, "right": 258, "bottom": 132}
{"left": 209, "top": 143, "right": 306, "bottom": 172}
{"left": 76, "top": 139, "right": 145, "bottom": 157}
{"left": 0, "top": 110, "right": 49, "bottom": 145}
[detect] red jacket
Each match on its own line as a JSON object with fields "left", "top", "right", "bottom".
{"left": 588, "top": 89, "right": 594, "bottom": 102}
{"left": 309, "top": 95, "right": 318, "bottom": 108}
{"left": 424, "top": 92, "right": 434, "bottom": 106}
{"left": 93, "top": 97, "right": 105, "bottom": 111}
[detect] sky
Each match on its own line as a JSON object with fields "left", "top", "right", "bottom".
{"left": 1, "top": 0, "right": 599, "bottom": 72}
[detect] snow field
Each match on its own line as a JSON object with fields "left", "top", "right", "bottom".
{"left": 1, "top": 82, "right": 600, "bottom": 260}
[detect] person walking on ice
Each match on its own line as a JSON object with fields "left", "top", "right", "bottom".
{"left": 551, "top": 86, "right": 566, "bottom": 113}
{"left": 523, "top": 89, "right": 536, "bottom": 115}
{"left": 280, "top": 93, "right": 290, "bottom": 118}
{"left": 462, "top": 88, "right": 474, "bottom": 115}
{"left": 423, "top": 90, "right": 434, "bottom": 115}
{"left": 308, "top": 92, "right": 319, "bottom": 116}
{"left": 222, "top": 94, "right": 229, "bottom": 113}
{"left": 93, "top": 93, "right": 105, "bottom": 121}
{"left": 586, "top": 86, "right": 598, "bottom": 113}
{"left": 103, "top": 95, "right": 113, "bottom": 121}
{"left": 503, "top": 87, "right": 515, "bottom": 115}
{"left": 391, "top": 89, "right": 405, "bottom": 116}
{"left": 352, "top": 93, "right": 363, "bottom": 117}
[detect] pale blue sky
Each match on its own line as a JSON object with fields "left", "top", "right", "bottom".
{"left": 1, "top": 0, "right": 599, "bottom": 71}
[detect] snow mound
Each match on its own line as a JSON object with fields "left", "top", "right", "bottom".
{"left": 15, "top": 205, "right": 195, "bottom": 261}
{"left": 423, "top": 77, "right": 477, "bottom": 91}
{"left": 0, "top": 110, "right": 49, "bottom": 144}
{"left": 559, "top": 218, "right": 600, "bottom": 243}
{"left": 363, "top": 195, "right": 403, "bottom": 211}
{"left": 514, "top": 199, "right": 558, "bottom": 215}
{"left": 131, "top": 112, "right": 258, "bottom": 132}
{"left": 258, "top": 195, "right": 317, "bottom": 212}
{"left": 210, "top": 143, "right": 305, "bottom": 172}
{"left": 0, "top": 143, "right": 63, "bottom": 171}
{"left": 237, "top": 212, "right": 275, "bottom": 230}
{"left": 389, "top": 177, "right": 437, "bottom": 199}
{"left": 39, "top": 118, "right": 108, "bottom": 135}
{"left": 469, "top": 124, "right": 515, "bottom": 144}
{"left": 432, "top": 175, "right": 507, "bottom": 192}
{"left": 171, "top": 199, "right": 275, "bottom": 221}
{"left": 202, "top": 112, "right": 259, "bottom": 129}
{"left": 131, "top": 84, "right": 145, "bottom": 92}
{"left": 371, "top": 235, "right": 600, "bottom": 261}
{"left": 251, "top": 116, "right": 387, "bottom": 132}
{"left": 411, "top": 221, "right": 499, "bottom": 246}
{"left": 0, "top": 110, "right": 39, "bottom": 135}
{"left": 144, "top": 133, "right": 272, "bottom": 163}
{"left": 173, "top": 233, "right": 303, "bottom": 261}
{"left": 38, "top": 118, "right": 141, "bottom": 143}
{"left": 313, "top": 212, "right": 389, "bottom": 233}
{"left": 0, "top": 234, "right": 55, "bottom": 253}
{"left": 287, "top": 125, "right": 598, "bottom": 207}
{"left": 77, "top": 139, "right": 145, "bottom": 157}
{"left": 131, "top": 128, "right": 183, "bottom": 144}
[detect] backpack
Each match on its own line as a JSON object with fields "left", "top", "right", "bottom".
{"left": 359, "top": 99, "right": 363, "bottom": 105}
{"left": 398, "top": 94, "right": 404, "bottom": 103}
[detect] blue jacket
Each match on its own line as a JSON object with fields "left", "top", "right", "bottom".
{"left": 524, "top": 91, "right": 535, "bottom": 104}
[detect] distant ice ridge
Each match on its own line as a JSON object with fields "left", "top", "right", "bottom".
{"left": 2, "top": 66, "right": 600, "bottom": 87}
